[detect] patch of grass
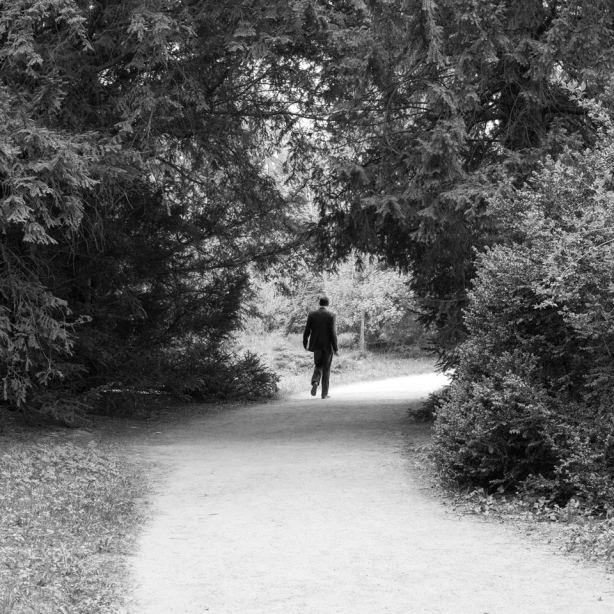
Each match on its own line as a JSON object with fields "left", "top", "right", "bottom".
{"left": 0, "top": 439, "right": 145, "bottom": 614}
{"left": 237, "top": 331, "right": 437, "bottom": 397}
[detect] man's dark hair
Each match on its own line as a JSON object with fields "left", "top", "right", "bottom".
{"left": 319, "top": 296, "right": 329, "bottom": 306}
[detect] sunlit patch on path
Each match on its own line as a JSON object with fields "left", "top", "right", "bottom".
{"left": 128, "top": 374, "right": 613, "bottom": 614}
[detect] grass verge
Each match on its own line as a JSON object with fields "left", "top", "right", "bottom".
{"left": 0, "top": 436, "right": 145, "bottom": 614}
{"left": 447, "top": 488, "right": 614, "bottom": 570}
{"left": 408, "top": 442, "right": 614, "bottom": 572}
{"left": 238, "top": 332, "right": 437, "bottom": 397}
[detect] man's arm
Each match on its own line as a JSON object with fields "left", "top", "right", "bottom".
{"left": 331, "top": 313, "right": 338, "bottom": 354}
{"left": 303, "top": 313, "right": 312, "bottom": 350}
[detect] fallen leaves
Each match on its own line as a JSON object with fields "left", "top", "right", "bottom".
{"left": 0, "top": 440, "right": 145, "bottom": 613}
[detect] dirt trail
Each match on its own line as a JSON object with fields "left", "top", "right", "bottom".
{"left": 127, "top": 374, "right": 613, "bottom": 614}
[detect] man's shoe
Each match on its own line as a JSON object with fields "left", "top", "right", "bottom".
{"left": 311, "top": 382, "right": 318, "bottom": 396}
{"left": 322, "top": 395, "right": 331, "bottom": 399}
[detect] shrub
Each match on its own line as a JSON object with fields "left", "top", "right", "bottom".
{"left": 434, "top": 348, "right": 565, "bottom": 490}
{"left": 9, "top": 338, "right": 280, "bottom": 422}
{"left": 152, "top": 343, "right": 279, "bottom": 401}
{"left": 434, "top": 132, "right": 614, "bottom": 507}
{"left": 410, "top": 386, "right": 450, "bottom": 422}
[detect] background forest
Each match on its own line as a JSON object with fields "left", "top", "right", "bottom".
{"left": 3, "top": 0, "right": 614, "bottom": 508}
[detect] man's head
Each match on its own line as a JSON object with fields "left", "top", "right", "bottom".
{"left": 319, "top": 296, "right": 329, "bottom": 307}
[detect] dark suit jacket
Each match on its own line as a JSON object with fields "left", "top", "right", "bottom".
{"left": 303, "top": 307, "right": 338, "bottom": 353}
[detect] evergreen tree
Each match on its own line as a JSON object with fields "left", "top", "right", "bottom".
{"left": 305, "top": 0, "right": 614, "bottom": 355}
{"left": 0, "top": 0, "right": 317, "bottom": 412}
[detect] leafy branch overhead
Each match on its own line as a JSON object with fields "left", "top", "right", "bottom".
{"left": 0, "top": 0, "right": 318, "bottom": 410}
{"left": 1, "top": 0, "right": 614, "bottom": 421}
{"left": 307, "top": 0, "right": 614, "bottom": 348}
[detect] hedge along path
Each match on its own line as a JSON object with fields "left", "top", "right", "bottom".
{"left": 127, "top": 374, "right": 614, "bottom": 614}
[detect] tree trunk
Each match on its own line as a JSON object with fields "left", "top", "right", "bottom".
{"left": 359, "top": 309, "right": 366, "bottom": 354}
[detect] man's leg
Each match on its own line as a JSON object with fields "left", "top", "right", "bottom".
{"left": 311, "top": 350, "right": 324, "bottom": 395}
{"left": 321, "top": 351, "right": 333, "bottom": 398}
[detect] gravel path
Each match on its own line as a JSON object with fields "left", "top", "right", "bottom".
{"left": 128, "top": 374, "right": 614, "bottom": 614}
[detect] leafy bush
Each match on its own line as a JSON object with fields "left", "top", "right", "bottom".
{"left": 86, "top": 345, "right": 279, "bottom": 419}
{"left": 434, "top": 129, "right": 614, "bottom": 507}
{"left": 172, "top": 349, "right": 280, "bottom": 401}
{"left": 409, "top": 386, "right": 450, "bottom": 422}
{"left": 6, "top": 326, "right": 280, "bottom": 423}
{"left": 122, "top": 343, "right": 279, "bottom": 403}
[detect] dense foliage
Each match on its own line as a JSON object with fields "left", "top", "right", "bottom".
{"left": 0, "top": 0, "right": 319, "bottom": 417}
{"left": 3, "top": 0, "right": 614, "bottom": 426}
{"left": 307, "top": 0, "right": 614, "bottom": 352}
{"left": 434, "top": 128, "right": 614, "bottom": 507}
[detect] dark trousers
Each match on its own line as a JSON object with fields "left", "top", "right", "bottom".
{"left": 311, "top": 350, "right": 333, "bottom": 398}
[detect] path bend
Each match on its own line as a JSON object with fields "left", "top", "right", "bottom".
{"left": 128, "top": 374, "right": 613, "bottom": 614}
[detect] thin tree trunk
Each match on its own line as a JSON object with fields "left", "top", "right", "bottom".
{"left": 359, "top": 309, "right": 366, "bottom": 353}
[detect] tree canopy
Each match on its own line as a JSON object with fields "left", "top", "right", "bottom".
{"left": 0, "top": 0, "right": 320, "bottom": 413}
{"left": 306, "top": 0, "right": 614, "bottom": 350}
{"left": 2, "top": 0, "right": 614, "bottom": 419}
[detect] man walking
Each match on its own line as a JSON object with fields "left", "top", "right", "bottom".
{"left": 303, "top": 296, "right": 339, "bottom": 399}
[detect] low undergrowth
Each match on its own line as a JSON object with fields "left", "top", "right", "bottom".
{"left": 0, "top": 439, "right": 145, "bottom": 614}
{"left": 454, "top": 487, "right": 614, "bottom": 569}
{"left": 2, "top": 343, "right": 279, "bottom": 427}
{"left": 411, "top": 442, "right": 614, "bottom": 571}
